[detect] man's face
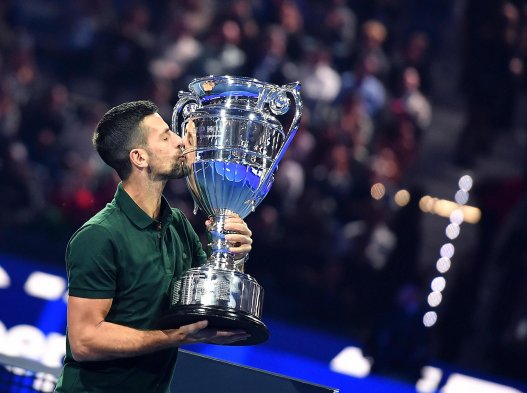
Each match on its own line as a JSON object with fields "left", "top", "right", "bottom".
{"left": 141, "top": 113, "right": 189, "bottom": 180}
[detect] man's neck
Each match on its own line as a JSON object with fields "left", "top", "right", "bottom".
{"left": 122, "top": 177, "right": 167, "bottom": 220}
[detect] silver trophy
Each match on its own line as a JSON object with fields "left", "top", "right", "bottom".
{"left": 159, "top": 76, "right": 302, "bottom": 345}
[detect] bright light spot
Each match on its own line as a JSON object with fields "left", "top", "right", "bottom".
{"left": 5, "top": 366, "right": 30, "bottom": 376}
{"left": 446, "top": 223, "right": 460, "bottom": 239}
{"left": 419, "top": 195, "right": 435, "bottom": 212}
{"left": 416, "top": 366, "right": 443, "bottom": 393}
{"left": 428, "top": 291, "right": 443, "bottom": 307}
{"left": 450, "top": 209, "right": 464, "bottom": 225}
{"left": 0, "top": 325, "right": 46, "bottom": 359}
{"left": 419, "top": 196, "right": 480, "bottom": 224}
{"left": 33, "top": 372, "right": 57, "bottom": 392}
{"left": 41, "top": 333, "right": 66, "bottom": 368}
{"left": 330, "top": 346, "right": 372, "bottom": 378}
{"left": 436, "top": 257, "right": 451, "bottom": 273}
{"left": 24, "top": 272, "right": 66, "bottom": 300}
{"left": 458, "top": 175, "right": 474, "bottom": 192}
{"left": 371, "top": 183, "right": 386, "bottom": 200}
{"left": 0, "top": 323, "right": 66, "bottom": 368}
{"left": 423, "top": 311, "right": 437, "bottom": 327}
{"left": 440, "top": 243, "right": 455, "bottom": 258}
{"left": 441, "top": 373, "right": 522, "bottom": 393}
{"left": 461, "top": 205, "right": 481, "bottom": 224}
{"left": 431, "top": 277, "right": 447, "bottom": 292}
{"left": 395, "top": 189, "right": 411, "bottom": 207}
{"left": 434, "top": 199, "right": 458, "bottom": 218}
{"left": 455, "top": 190, "right": 469, "bottom": 205}
{"left": 0, "top": 265, "right": 10, "bottom": 288}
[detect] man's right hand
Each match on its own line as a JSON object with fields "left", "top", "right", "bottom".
{"left": 172, "top": 320, "right": 251, "bottom": 345}
{"left": 68, "top": 296, "right": 250, "bottom": 362}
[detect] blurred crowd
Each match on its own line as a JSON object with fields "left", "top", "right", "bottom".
{"left": 1, "top": 0, "right": 527, "bottom": 385}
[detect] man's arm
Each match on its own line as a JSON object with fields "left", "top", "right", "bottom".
{"left": 68, "top": 296, "right": 250, "bottom": 362}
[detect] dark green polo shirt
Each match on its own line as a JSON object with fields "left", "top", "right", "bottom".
{"left": 54, "top": 183, "right": 207, "bottom": 393}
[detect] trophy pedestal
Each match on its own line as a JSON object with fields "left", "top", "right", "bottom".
{"left": 161, "top": 266, "right": 268, "bottom": 345}
{"left": 159, "top": 305, "right": 269, "bottom": 345}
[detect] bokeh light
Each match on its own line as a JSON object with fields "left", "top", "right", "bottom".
{"left": 436, "top": 257, "right": 452, "bottom": 273}
{"left": 428, "top": 291, "right": 443, "bottom": 307}
{"left": 445, "top": 223, "right": 460, "bottom": 239}
{"left": 440, "top": 243, "right": 455, "bottom": 259}
{"left": 394, "top": 189, "right": 411, "bottom": 207}
{"left": 458, "top": 175, "right": 474, "bottom": 192}
{"left": 431, "top": 277, "right": 447, "bottom": 292}
{"left": 370, "top": 183, "right": 386, "bottom": 200}
{"left": 423, "top": 311, "right": 438, "bottom": 327}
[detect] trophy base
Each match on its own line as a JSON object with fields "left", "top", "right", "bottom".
{"left": 158, "top": 305, "right": 269, "bottom": 346}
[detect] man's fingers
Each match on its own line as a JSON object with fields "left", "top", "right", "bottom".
{"left": 224, "top": 219, "right": 252, "bottom": 236}
{"left": 207, "top": 331, "right": 251, "bottom": 344}
{"left": 225, "top": 234, "right": 252, "bottom": 246}
{"left": 187, "top": 326, "right": 250, "bottom": 342}
{"left": 180, "top": 320, "right": 208, "bottom": 335}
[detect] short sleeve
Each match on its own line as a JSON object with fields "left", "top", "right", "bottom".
{"left": 66, "top": 225, "right": 117, "bottom": 299}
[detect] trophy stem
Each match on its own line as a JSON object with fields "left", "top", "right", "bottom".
{"left": 207, "top": 210, "right": 237, "bottom": 270}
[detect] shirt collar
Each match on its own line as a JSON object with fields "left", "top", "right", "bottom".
{"left": 114, "top": 182, "right": 173, "bottom": 229}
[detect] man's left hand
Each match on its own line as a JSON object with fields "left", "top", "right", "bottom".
{"left": 225, "top": 214, "right": 252, "bottom": 259}
{"left": 206, "top": 214, "right": 252, "bottom": 259}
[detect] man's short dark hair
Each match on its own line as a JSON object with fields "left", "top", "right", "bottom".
{"left": 93, "top": 100, "right": 159, "bottom": 180}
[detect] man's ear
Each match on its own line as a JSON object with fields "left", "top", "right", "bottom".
{"left": 129, "top": 148, "right": 148, "bottom": 169}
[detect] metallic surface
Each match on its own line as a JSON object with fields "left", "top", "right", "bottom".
{"left": 167, "top": 76, "right": 302, "bottom": 345}
{"left": 172, "top": 267, "right": 264, "bottom": 318}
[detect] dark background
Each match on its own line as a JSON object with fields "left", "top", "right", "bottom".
{"left": 1, "top": 0, "right": 527, "bottom": 387}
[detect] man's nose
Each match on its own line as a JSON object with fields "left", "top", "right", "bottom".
{"left": 172, "top": 133, "right": 184, "bottom": 149}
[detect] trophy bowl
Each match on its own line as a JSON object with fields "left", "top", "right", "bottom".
{"left": 158, "top": 75, "right": 302, "bottom": 345}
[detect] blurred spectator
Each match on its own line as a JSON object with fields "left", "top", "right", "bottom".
{"left": 355, "top": 20, "right": 390, "bottom": 82}
{"left": 390, "top": 32, "right": 433, "bottom": 95}
{"left": 320, "top": 0, "right": 358, "bottom": 73}
{"left": 191, "top": 17, "right": 248, "bottom": 77}
{"left": 340, "top": 54, "right": 387, "bottom": 119}
{"left": 299, "top": 44, "right": 342, "bottom": 122}
{"left": 391, "top": 66, "right": 432, "bottom": 135}
{"left": 252, "top": 25, "right": 291, "bottom": 85}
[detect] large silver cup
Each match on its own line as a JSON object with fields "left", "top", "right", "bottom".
{"left": 160, "top": 76, "right": 302, "bottom": 345}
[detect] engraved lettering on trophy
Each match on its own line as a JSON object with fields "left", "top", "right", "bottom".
{"left": 172, "top": 280, "right": 181, "bottom": 304}
{"left": 196, "top": 280, "right": 204, "bottom": 299}
{"left": 217, "top": 279, "right": 231, "bottom": 302}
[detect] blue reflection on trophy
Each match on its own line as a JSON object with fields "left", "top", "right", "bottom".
{"left": 160, "top": 76, "right": 302, "bottom": 345}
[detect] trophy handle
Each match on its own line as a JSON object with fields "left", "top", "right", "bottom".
{"left": 249, "top": 82, "right": 303, "bottom": 209}
{"left": 172, "top": 91, "right": 199, "bottom": 136}
{"left": 172, "top": 91, "right": 203, "bottom": 217}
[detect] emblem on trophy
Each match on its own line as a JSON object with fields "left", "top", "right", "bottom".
{"left": 160, "top": 75, "right": 302, "bottom": 345}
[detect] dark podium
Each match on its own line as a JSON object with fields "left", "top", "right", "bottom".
{"left": 172, "top": 350, "right": 339, "bottom": 393}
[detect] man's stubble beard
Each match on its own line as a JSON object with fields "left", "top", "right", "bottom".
{"left": 170, "top": 160, "right": 191, "bottom": 179}
{"left": 151, "top": 160, "right": 190, "bottom": 181}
